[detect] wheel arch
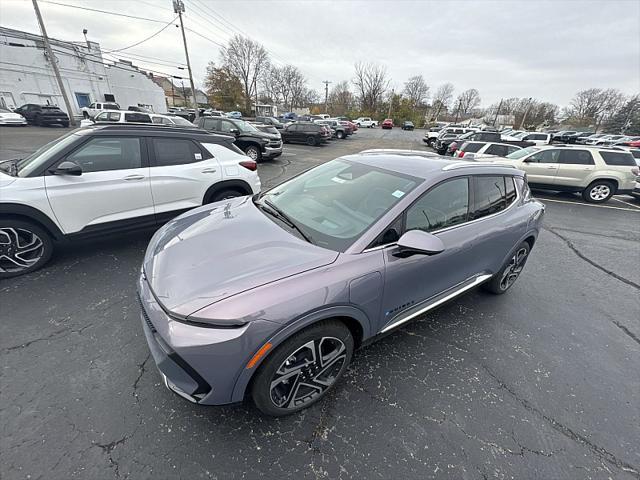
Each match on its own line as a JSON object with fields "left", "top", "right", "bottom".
{"left": 230, "top": 305, "right": 371, "bottom": 403}
{"left": 586, "top": 176, "right": 619, "bottom": 190}
{"left": 0, "top": 204, "right": 64, "bottom": 241}
{"left": 202, "top": 179, "right": 253, "bottom": 204}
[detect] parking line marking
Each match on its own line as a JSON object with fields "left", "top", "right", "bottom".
{"left": 611, "top": 197, "right": 640, "bottom": 209}
{"left": 538, "top": 197, "right": 640, "bottom": 212}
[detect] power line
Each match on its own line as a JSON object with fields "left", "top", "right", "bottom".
{"left": 38, "top": 0, "right": 171, "bottom": 24}
{"left": 105, "top": 15, "right": 179, "bottom": 53}
{"left": 184, "top": 27, "right": 224, "bottom": 48}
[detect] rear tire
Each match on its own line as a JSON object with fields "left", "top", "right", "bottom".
{"left": 0, "top": 219, "right": 53, "bottom": 279}
{"left": 336, "top": 131, "right": 344, "bottom": 139}
{"left": 306, "top": 136, "right": 317, "bottom": 146}
{"left": 251, "top": 320, "right": 354, "bottom": 416}
{"left": 582, "top": 180, "right": 614, "bottom": 203}
{"left": 483, "top": 242, "right": 530, "bottom": 294}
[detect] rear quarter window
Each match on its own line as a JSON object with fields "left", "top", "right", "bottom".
{"left": 599, "top": 151, "right": 636, "bottom": 166}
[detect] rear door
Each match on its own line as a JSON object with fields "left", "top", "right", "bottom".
{"left": 555, "top": 149, "right": 595, "bottom": 187}
{"left": 147, "top": 136, "right": 222, "bottom": 217}
{"left": 45, "top": 136, "right": 154, "bottom": 233}
{"left": 520, "top": 149, "right": 560, "bottom": 185}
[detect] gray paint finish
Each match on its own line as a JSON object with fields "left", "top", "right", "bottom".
{"left": 138, "top": 153, "right": 544, "bottom": 405}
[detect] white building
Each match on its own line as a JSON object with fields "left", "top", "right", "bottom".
{"left": 0, "top": 27, "right": 165, "bottom": 116}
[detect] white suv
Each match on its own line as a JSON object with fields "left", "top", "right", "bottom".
{"left": 474, "top": 145, "right": 639, "bottom": 203}
{"left": 0, "top": 124, "right": 260, "bottom": 278}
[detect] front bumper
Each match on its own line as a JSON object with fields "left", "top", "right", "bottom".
{"left": 263, "top": 145, "right": 283, "bottom": 158}
{"left": 0, "top": 119, "right": 27, "bottom": 125}
{"left": 138, "top": 274, "right": 279, "bottom": 405}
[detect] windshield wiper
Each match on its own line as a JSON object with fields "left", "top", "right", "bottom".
{"left": 259, "top": 199, "right": 313, "bottom": 243}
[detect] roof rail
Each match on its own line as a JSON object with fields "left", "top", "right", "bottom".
{"left": 90, "top": 123, "right": 206, "bottom": 134}
{"left": 442, "top": 161, "right": 517, "bottom": 171}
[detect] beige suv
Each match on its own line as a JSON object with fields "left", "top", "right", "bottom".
{"left": 475, "top": 146, "right": 639, "bottom": 203}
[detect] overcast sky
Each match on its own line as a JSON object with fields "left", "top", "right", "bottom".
{"left": 2, "top": 0, "right": 639, "bottom": 107}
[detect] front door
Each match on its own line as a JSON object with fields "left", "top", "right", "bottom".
{"left": 379, "top": 177, "right": 476, "bottom": 333}
{"left": 45, "top": 136, "right": 154, "bottom": 234}
{"left": 520, "top": 149, "right": 560, "bottom": 185}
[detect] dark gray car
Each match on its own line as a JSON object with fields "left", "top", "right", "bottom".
{"left": 138, "top": 151, "right": 545, "bottom": 416}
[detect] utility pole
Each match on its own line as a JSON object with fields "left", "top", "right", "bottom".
{"left": 387, "top": 89, "right": 394, "bottom": 118}
{"left": 174, "top": 0, "right": 198, "bottom": 120}
{"left": 32, "top": 0, "right": 76, "bottom": 126}
{"left": 322, "top": 80, "right": 331, "bottom": 113}
{"left": 519, "top": 97, "right": 533, "bottom": 129}
{"left": 492, "top": 98, "right": 503, "bottom": 127}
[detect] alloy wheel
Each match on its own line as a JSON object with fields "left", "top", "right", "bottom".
{"left": 589, "top": 184, "right": 610, "bottom": 201}
{"left": 0, "top": 227, "right": 45, "bottom": 274}
{"left": 245, "top": 147, "right": 259, "bottom": 161}
{"left": 269, "top": 337, "right": 347, "bottom": 409}
{"left": 499, "top": 247, "right": 528, "bottom": 291}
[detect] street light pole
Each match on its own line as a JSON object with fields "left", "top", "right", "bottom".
{"left": 173, "top": 0, "right": 198, "bottom": 120}
{"left": 32, "top": 0, "right": 76, "bottom": 125}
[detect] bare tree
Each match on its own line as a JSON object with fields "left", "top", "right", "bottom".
{"left": 328, "top": 81, "right": 354, "bottom": 115}
{"left": 261, "top": 65, "right": 306, "bottom": 112}
{"left": 565, "top": 88, "right": 627, "bottom": 130}
{"left": 456, "top": 88, "right": 481, "bottom": 116}
{"left": 430, "top": 83, "right": 454, "bottom": 120}
{"left": 403, "top": 75, "right": 430, "bottom": 108}
{"left": 221, "top": 35, "right": 270, "bottom": 114}
{"left": 352, "top": 62, "right": 390, "bottom": 114}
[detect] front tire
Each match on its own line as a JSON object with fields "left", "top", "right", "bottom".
{"left": 207, "top": 188, "right": 244, "bottom": 203}
{"left": 582, "top": 180, "right": 614, "bottom": 203}
{"left": 244, "top": 145, "right": 262, "bottom": 162}
{"left": 0, "top": 219, "right": 53, "bottom": 279}
{"left": 251, "top": 320, "right": 354, "bottom": 416}
{"left": 336, "top": 130, "right": 344, "bottom": 139}
{"left": 483, "top": 242, "right": 530, "bottom": 294}
{"left": 306, "top": 136, "right": 317, "bottom": 146}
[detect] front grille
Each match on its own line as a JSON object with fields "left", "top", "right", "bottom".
{"left": 137, "top": 293, "right": 156, "bottom": 332}
{"left": 268, "top": 140, "right": 282, "bottom": 147}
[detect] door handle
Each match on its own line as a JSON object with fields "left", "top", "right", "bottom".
{"left": 201, "top": 168, "right": 217, "bottom": 173}
{"left": 123, "top": 175, "right": 145, "bottom": 181}
{"left": 545, "top": 165, "right": 557, "bottom": 169}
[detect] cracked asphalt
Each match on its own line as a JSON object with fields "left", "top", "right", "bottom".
{"left": 1, "top": 126, "right": 639, "bottom": 479}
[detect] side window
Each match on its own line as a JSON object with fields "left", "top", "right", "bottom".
{"left": 219, "top": 120, "right": 235, "bottom": 133}
{"left": 559, "top": 150, "right": 594, "bottom": 165}
{"left": 66, "top": 137, "right": 142, "bottom": 173}
{"left": 471, "top": 176, "right": 507, "bottom": 219}
{"left": 151, "top": 116, "right": 163, "bottom": 124}
{"left": 462, "top": 142, "right": 483, "bottom": 153}
{"left": 528, "top": 149, "right": 560, "bottom": 163}
{"left": 95, "top": 112, "right": 109, "bottom": 121}
{"left": 514, "top": 176, "right": 531, "bottom": 201}
{"left": 202, "top": 117, "right": 219, "bottom": 130}
{"left": 89, "top": 103, "right": 96, "bottom": 109}
{"left": 108, "top": 112, "right": 121, "bottom": 121}
{"left": 369, "top": 217, "right": 403, "bottom": 249}
{"left": 152, "top": 138, "right": 202, "bottom": 166}
{"left": 124, "top": 112, "right": 151, "bottom": 123}
{"left": 405, "top": 177, "right": 469, "bottom": 233}
{"left": 162, "top": 117, "right": 173, "bottom": 125}
{"left": 485, "top": 144, "right": 508, "bottom": 156}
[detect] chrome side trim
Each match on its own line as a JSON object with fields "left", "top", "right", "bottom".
{"left": 380, "top": 274, "right": 493, "bottom": 333}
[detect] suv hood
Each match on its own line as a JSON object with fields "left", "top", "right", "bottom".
{"left": 143, "top": 196, "right": 338, "bottom": 317}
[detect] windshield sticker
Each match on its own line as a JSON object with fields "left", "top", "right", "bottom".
{"left": 331, "top": 176, "right": 347, "bottom": 184}
{"left": 194, "top": 153, "right": 202, "bottom": 160}
{"left": 392, "top": 190, "right": 405, "bottom": 198}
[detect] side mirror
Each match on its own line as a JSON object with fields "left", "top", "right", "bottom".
{"left": 394, "top": 230, "right": 445, "bottom": 257}
{"left": 230, "top": 128, "right": 239, "bottom": 134}
{"left": 51, "top": 161, "right": 82, "bottom": 176}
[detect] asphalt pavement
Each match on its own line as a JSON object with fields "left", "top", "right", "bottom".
{"left": 1, "top": 125, "right": 639, "bottom": 480}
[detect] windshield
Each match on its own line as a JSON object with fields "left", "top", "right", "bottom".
{"left": 259, "top": 159, "right": 420, "bottom": 252}
{"left": 16, "top": 131, "right": 80, "bottom": 177}
{"left": 171, "top": 116, "right": 193, "bottom": 126}
{"left": 234, "top": 119, "right": 258, "bottom": 132}
{"left": 507, "top": 146, "right": 540, "bottom": 159}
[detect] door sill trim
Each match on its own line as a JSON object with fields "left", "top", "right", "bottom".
{"left": 380, "top": 274, "right": 493, "bottom": 334}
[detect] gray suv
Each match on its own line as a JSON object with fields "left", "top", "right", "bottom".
{"left": 138, "top": 152, "right": 544, "bottom": 416}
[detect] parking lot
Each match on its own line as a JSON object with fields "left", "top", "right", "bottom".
{"left": 1, "top": 126, "right": 639, "bottom": 479}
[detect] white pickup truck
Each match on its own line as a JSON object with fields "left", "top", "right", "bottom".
{"left": 354, "top": 117, "right": 378, "bottom": 128}
{"left": 81, "top": 102, "right": 121, "bottom": 119}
